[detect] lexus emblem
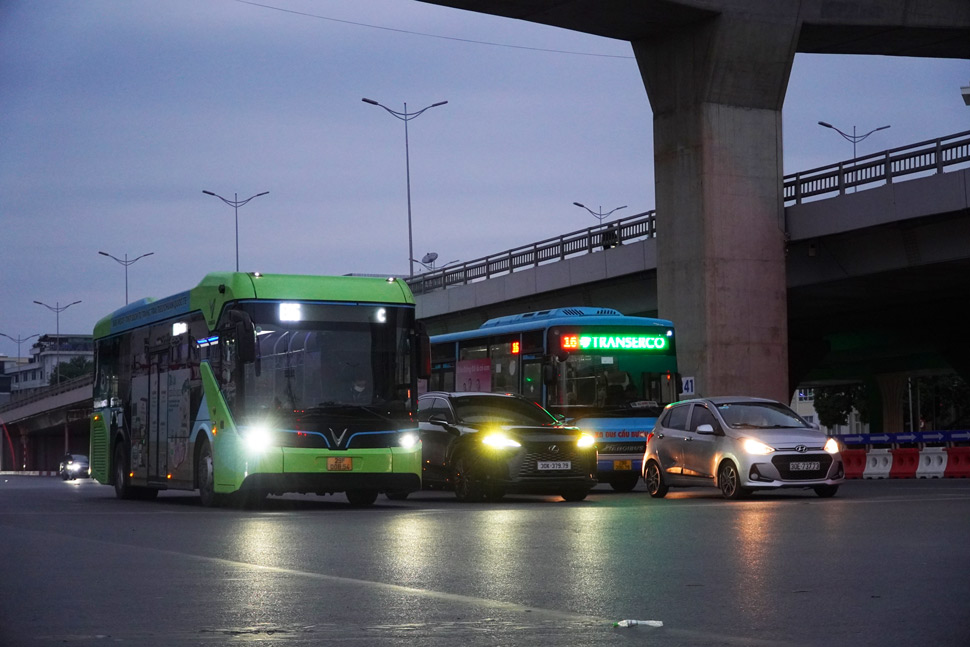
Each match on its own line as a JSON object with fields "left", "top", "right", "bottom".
{"left": 795, "top": 445, "right": 808, "bottom": 453}
{"left": 548, "top": 444, "right": 560, "bottom": 453}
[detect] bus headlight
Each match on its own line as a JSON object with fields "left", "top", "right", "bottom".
{"left": 399, "top": 432, "right": 420, "bottom": 449}
{"left": 243, "top": 425, "right": 273, "bottom": 453}
{"left": 576, "top": 433, "right": 595, "bottom": 449}
{"left": 481, "top": 433, "right": 521, "bottom": 449}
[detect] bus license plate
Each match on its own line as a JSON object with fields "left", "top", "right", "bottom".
{"left": 538, "top": 461, "right": 571, "bottom": 471}
{"left": 327, "top": 457, "right": 353, "bottom": 471}
{"left": 613, "top": 460, "right": 632, "bottom": 471}
{"left": 790, "top": 461, "right": 819, "bottom": 471}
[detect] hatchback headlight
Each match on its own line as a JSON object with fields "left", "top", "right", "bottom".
{"left": 481, "top": 433, "right": 521, "bottom": 449}
{"left": 824, "top": 437, "right": 840, "bottom": 454}
{"left": 742, "top": 438, "right": 775, "bottom": 455}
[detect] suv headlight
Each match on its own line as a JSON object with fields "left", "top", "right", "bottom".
{"left": 482, "top": 433, "right": 521, "bottom": 449}
{"left": 576, "top": 433, "right": 595, "bottom": 449}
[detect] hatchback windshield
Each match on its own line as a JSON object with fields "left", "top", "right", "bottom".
{"left": 453, "top": 396, "right": 559, "bottom": 426}
{"left": 715, "top": 402, "right": 811, "bottom": 429}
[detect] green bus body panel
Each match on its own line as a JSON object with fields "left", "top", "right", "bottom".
{"left": 89, "top": 413, "right": 110, "bottom": 483}
{"left": 93, "top": 272, "right": 415, "bottom": 339}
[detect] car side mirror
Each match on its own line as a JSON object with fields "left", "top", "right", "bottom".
{"left": 696, "top": 423, "right": 716, "bottom": 435}
{"left": 429, "top": 414, "right": 460, "bottom": 436}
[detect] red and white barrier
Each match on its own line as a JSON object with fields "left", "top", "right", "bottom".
{"left": 916, "top": 448, "right": 948, "bottom": 479}
{"left": 863, "top": 448, "right": 893, "bottom": 479}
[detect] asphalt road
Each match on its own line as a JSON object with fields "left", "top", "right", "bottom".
{"left": 1, "top": 476, "right": 968, "bottom": 646}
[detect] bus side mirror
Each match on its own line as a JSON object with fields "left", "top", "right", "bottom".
{"left": 543, "top": 363, "right": 557, "bottom": 385}
{"left": 236, "top": 320, "right": 256, "bottom": 364}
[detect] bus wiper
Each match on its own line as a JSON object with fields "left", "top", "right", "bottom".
{"left": 307, "top": 403, "right": 395, "bottom": 422}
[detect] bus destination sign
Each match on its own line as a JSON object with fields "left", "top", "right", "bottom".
{"left": 561, "top": 333, "right": 669, "bottom": 352}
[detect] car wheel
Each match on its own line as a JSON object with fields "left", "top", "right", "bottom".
{"left": 814, "top": 484, "right": 839, "bottom": 498}
{"left": 561, "top": 488, "right": 589, "bottom": 502}
{"left": 644, "top": 461, "right": 669, "bottom": 498}
{"left": 452, "top": 454, "right": 484, "bottom": 502}
{"left": 197, "top": 441, "right": 222, "bottom": 507}
{"left": 385, "top": 491, "right": 410, "bottom": 501}
{"left": 346, "top": 490, "right": 379, "bottom": 507}
{"left": 483, "top": 485, "right": 506, "bottom": 502}
{"left": 718, "top": 461, "right": 750, "bottom": 500}
{"left": 609, "top": 472, "right": 640, "bottom": 492}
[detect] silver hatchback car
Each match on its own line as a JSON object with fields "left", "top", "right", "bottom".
{"left": 642, "top": 397, "right": 844, "bottom": 499}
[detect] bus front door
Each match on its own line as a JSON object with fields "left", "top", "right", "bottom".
{"left": 147, "top": 348, "right": 170, "bottom": 484}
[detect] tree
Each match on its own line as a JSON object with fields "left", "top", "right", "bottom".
{"left": 49, "top": 356, "right": 94, "bottom": 385}
{"left": 812, "top": 384, "right": 868, "bottom": 429}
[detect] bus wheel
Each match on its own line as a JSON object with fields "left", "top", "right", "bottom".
{"left": 385, "top": 491, "right": 410, "bottom": 501}
{"left": 346, "top": 490, "right": 378, "bottom": 507}
{"left": 609, "top": 473, "right": 639, "bottom": 492}
{"left": 113, "top": 444, "right": 132, "bottom": 500}
{"left": 197, "top": 441, "right": 221, "bottom": 507}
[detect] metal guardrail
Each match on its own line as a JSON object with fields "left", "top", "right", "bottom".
{"left": 0, "top": 374, "right": 93, "bottom": 415}
{"left": 783, "top": 130, "right": 970, "bottom": 204}
{"left": 406, "top": 131, "right": 970, "bottom": 295}
{"left": 407, "top": 210, "right": 657, "bottom": 295}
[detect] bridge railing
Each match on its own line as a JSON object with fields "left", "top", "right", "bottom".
{"left": 407, "top": 210, "right": 657, "bottom": 294}
{"left": 784, "top": 130, "right": 970, "bottom": 205}
{"left": 0, "top": 373, "right": 93, "bottom": 415}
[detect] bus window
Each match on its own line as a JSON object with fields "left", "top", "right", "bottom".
{"left": 489, "top": 340, "right": 518, "bottom": 394}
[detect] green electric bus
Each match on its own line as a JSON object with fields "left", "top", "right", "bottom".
{"left": 90, "top": 272, "right": 428, "bottom": 507}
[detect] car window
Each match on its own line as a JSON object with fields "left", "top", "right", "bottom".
{"left": 689, "top": 406, "right": 718, "bottom": 432}
{"left": 418, "top": 397, "right": 454, "bottom": 423}
{"left": 715, "top": 402, "right": 810, "bottom": 429}
{"left": 663, "top": 404, "right": 690, "bottom": 431}
{"left": 451, "top": 395, "right": 557, "bottom": 426}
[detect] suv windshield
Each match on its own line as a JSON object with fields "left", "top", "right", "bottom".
{"left": 452, "top": 395, "right": 559, "bottom": 426}
{"left": 715, "top": 402, "right": 811, "bottom": 429}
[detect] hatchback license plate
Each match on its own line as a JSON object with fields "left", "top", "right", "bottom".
{"left": 538, "top": 461, "right": 571, "bottom": 471}
{"left": 327, "top": 457, "right": 353, "bottom": 471}
{"left": 790, "top": 461, "right": 820, "bottom": 471}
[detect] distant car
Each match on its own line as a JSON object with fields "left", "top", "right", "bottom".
{"left": 59, "top": 453, "right": 90, "bottom": 480}
{"left": 410, "top": 392, "right": 597, "bottom": 502}
{"left": 642, "top": 397, "right": 844, "bottom": 499}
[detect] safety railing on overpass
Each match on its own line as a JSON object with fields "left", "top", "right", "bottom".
{"left": 407, "top": 130, "right": 970, "bottom": 295}
{"left": 784, "top": 130, "right": 970, "bottom": 205}
{"left": 0, "top": 373, "right": 93, "bottom": 415}
{"left": 407, "top": 210, "right": 657, "bottom": 295}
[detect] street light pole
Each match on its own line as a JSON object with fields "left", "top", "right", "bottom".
{"left": 202, "top": 190, "right": 270, "bottom": 271}
{"left": 32, "top": 300, "right": 81, "bottom": 385}
{"left": 573, "top": 202, "right": 627, "bottom": 224}
{"left": 0, "top": 333, "right": 39, "bottom": 360}
{"left": 817, "top": 121, "right": 891, "bottom": 160}
{"left": 363, "top": 97, "right": 448, "bottom": 278}
{"left": 98, "top": 251, "right": 154, "bottom": 304}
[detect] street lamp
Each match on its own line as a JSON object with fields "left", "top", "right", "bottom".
{"left": 817, "top": 121, "right": 891, "bottom": 160}
{"left": 0, "top": 333, "right": 39, "bottom": 360}
{"left": 573, "top": 202, "right": 627, "bottom": 224}
{"left": 33, "top": 300, "right": 81, "bottom": 385}
{"left": 202, "top": 190, "right": 270, "bottom": 271}
{"left": 98, "top": 251, "right": 154, "bottom": 305}
{"left": 362, "top": 97, "right": 448, "bottom": 278}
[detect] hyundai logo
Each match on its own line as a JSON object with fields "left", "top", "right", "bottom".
{"left": 795, "top": 445, "right": 808, "bottom": 453}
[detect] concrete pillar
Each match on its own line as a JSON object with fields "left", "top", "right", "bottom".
{"left": 633, "top": 10, "right": 800, "bottom": 401}
{"left": 876, "top": 373, "right": 906, "bottom": 434}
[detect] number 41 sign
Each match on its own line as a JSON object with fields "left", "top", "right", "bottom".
{"left": 681, "top": 376, "right": 695, "bottom": 396}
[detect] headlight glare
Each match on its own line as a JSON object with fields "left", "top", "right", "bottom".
{"left": 481, "top": 433, "right": 521, "bottom": 449}
{"left": 576, "top": 433, "right": 595, "bottom": 448}
{"left": 742, "top": 438, "right": 775, "bottom": 455}
{"left": 243, "top": 425, "right": 273, "bottom": 453}
{"left": 399, "top": 432, "right": 420, "bottom": 449}
{"left": 824, "top": 437, "right": 840, "bottom": 454}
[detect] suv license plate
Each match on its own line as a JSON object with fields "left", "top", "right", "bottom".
{"left": 327, "top": 457, "right": 353, "bottom": 471}
{"left": 538, "top": 461, "right": 571, "bottom": 471}
{"left": 790, "top": 461, "right": 820, "bottom": 471}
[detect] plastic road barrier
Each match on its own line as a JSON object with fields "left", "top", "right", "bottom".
{"left": 889, "top": 448, "right": 919, "bottom": 478}
{"left": 841, "top": 449, "right": 867, "bottom": 479}
{"left": 863, "top": 448, "right": 893, "bottom": 479}
{"left": 943, "top": 447, "right": 970, "bottom": 478}
{"left": 916, "top": 448, "right": 948, "bottom": 479}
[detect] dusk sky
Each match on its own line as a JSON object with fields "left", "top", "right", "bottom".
{"left": 2, "top": 0, "right": 968, "bottom": 357}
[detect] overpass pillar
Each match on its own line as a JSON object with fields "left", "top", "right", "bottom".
{"left": 633, "top": 10, "right": 800, "bottom": 401}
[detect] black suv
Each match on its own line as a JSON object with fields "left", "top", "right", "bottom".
{"left": 413, "top": 392, "right": 597, "bottom": 502}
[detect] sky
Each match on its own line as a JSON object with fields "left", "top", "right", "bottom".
{"left": 1, "top": 0, "right": 968, "bottom": 358}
